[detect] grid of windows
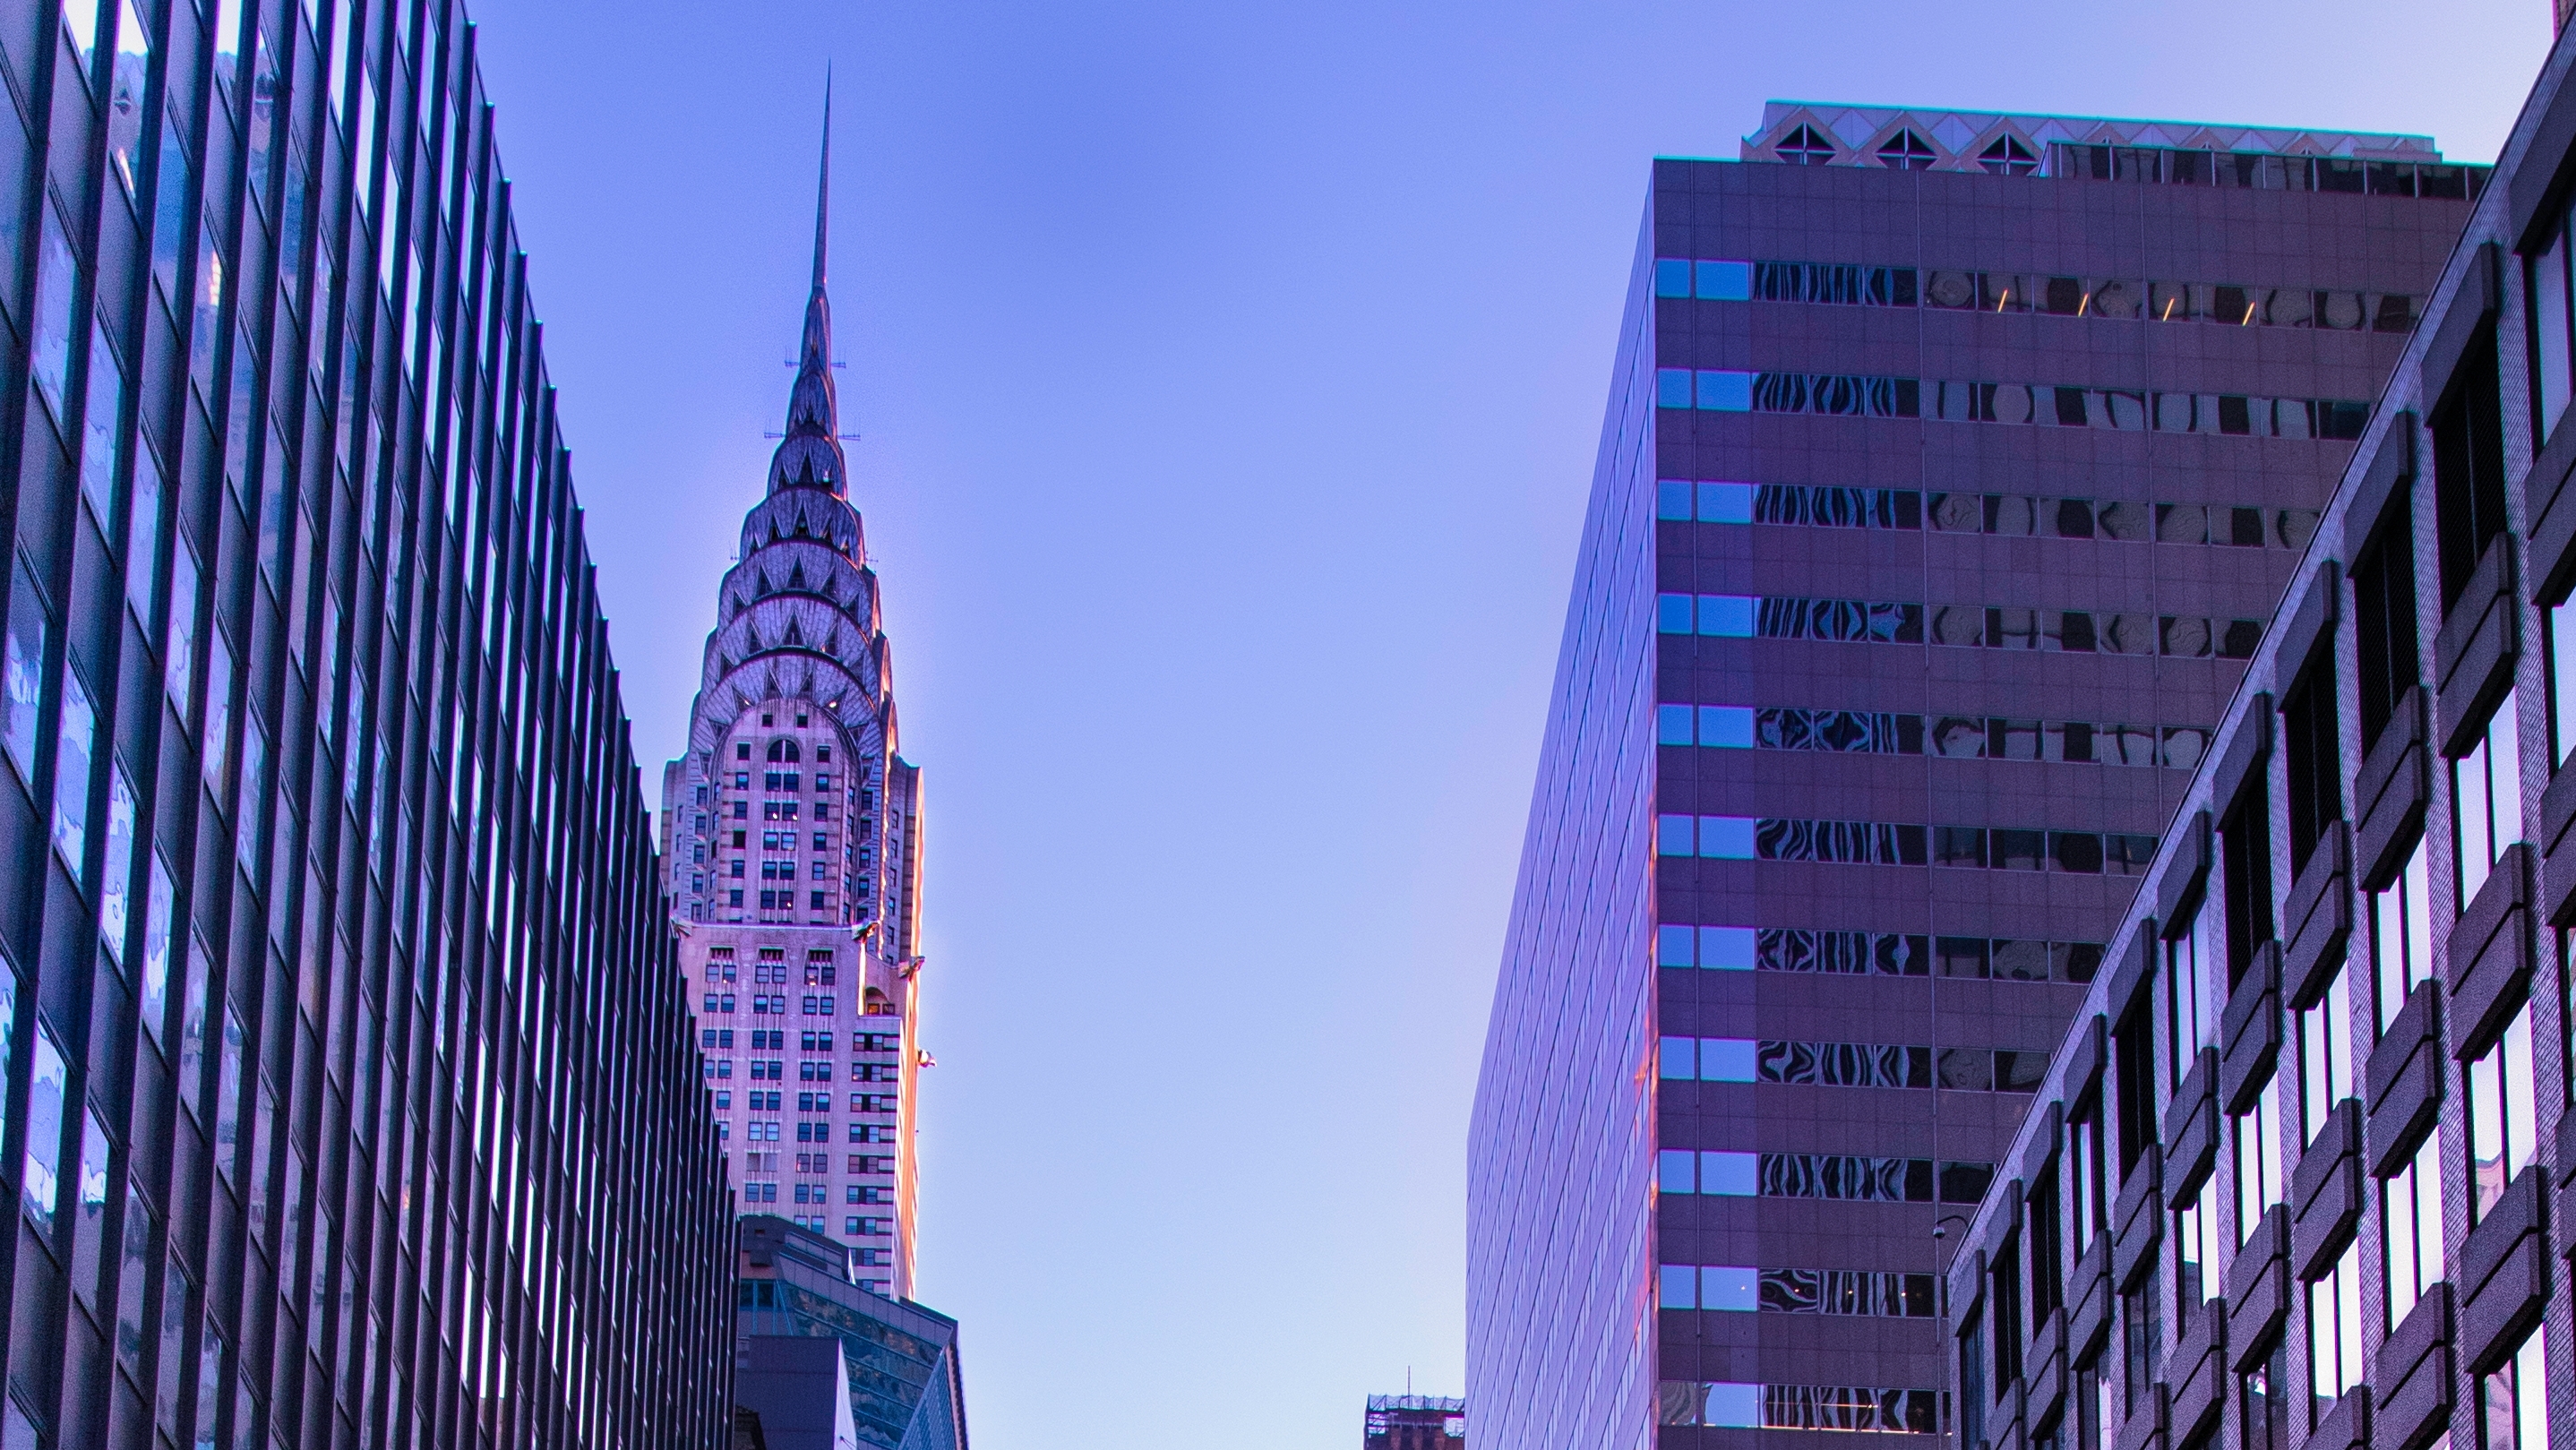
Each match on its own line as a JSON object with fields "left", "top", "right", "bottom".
{"left": 1655, "top": 477, "right": 2324, "bottom": 552}
{"left": 0, "top": 2, "right": 736, "bottom": 1447}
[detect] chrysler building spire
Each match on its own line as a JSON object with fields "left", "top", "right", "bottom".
{"left": 774, "top": 79, "right": 847, "bottom": 497}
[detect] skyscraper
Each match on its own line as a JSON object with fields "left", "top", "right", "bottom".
{"left": 1467, "top": 108, "right": 2482, "bottom": 1450}
{"left": 660, "top": 99, "right": 927, "bottom": 1299}
{"left": 0, "top": 1, "right": 736, "bottom": 1446}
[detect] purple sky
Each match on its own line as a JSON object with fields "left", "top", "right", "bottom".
{"left": 465, "top": 1, "right": 2547, "bottom": 1443}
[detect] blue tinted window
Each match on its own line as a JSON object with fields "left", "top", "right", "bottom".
{"left": 1697, "top": 596, "right": 1756, "bottom": 637}
{"left": 1656, "top": 705, "right": 1695, "bottom": 744}
{"left": 1696, "top": 481, "right": 1756, "bottom": 522}
{"left": 1656, "top": 594, "right": 1695, "bottom": 633}
{"left": 1658, "top": 924, "right": 1698, "bottom": 965}
{"left": 1656, "top": 368, "right": 1694, "bottom": 408}
{"left": 1660, "top": 1264, "right": 1699, "bottom": 1308}
{"left": 1703, "top": 1266, "right": 1759, "bottom": 1311}
{"left": 1698, "top": 705, "right": 1756, "bottom": 748}
{"left": 1697, "top": 815, "right": 1757, "bottom": 859}
{"left": 1656, "top": 479, "right": 1694, "bottom": 519}
{"left": 1703, "top": 1384, "right": 1764, "bottom": 1427}
{"left": 1654, "top": 259, "right": 1692, "bottom": 297}
{"left": 1698, "top": 1038, "right": 1757, "bottom": 1081}
{"left": 1696, "top": 261, "right": 1752, "bottom": 301}
{"left": 1656, "top": 814, "right": 1697, "bottom": 856}
{"left": 1701, "top": 925, "right": 1756, "bottom": 969}
{"left": 1659, "top": 1149, "right": 1697, "bottom": 1193}
{"left": 1699, "top": 1152, "right": 1758, "bottom": 1196}
{"left": 1696, "top": 370, "right": 1754, "bottom": 411}
{"left": 1659, "top": 1037, "right": 1697, "bottom": 1079}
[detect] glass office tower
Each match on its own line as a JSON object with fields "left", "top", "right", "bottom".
{"left": 1467, "top": 107, "right": 2482, "bottom": 1450}
{"left": 0, "top": 1, "right": 735, "bottom": 1446}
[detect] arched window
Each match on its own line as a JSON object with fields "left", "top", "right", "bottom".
{"left": 1979, "top": 135, "right": 2039, "bottom": 176}
{"left": 767, "top": 740, "right": 803, "bottom": 763}
{"left": 1777, "top": 124, "right": 1835, "bottom": 166}
{"left": 1876, "top": 130, "right": 1936, "bottom": 170}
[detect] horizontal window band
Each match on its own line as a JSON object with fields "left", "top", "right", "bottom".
{"left": 1657, "top": 1381, "right": 1950, "bottom": 1434}
{"left": 1652, "top": 256, "right": 2417, "bottom": 333}
{"left": 1654, "top": 593, "right": 2263, "bottom": 659}
{"left": 1652, "top": 368, "right": 2371, "bottom": 439}
{"left": 1657, "top": 1036, "right": 2046, "bottom": 1093}
{"left": 1656, "top": 1150, "right": 1993, "bottom": 1205}
{"left": 1655, "top": 704, "right": 2210, "bottom": 768}
{"left": 1656, "top": 815, "right": 2160, "bottom": 873}
{"left": 1655, "top": 479, "right": 2322, "bottom": 550}
{"left": 1657, "top": 1266, "right": 1939, "bottom": 1317}
{"left": 1652, "top": 926, "right": 2102, "bottom": 982}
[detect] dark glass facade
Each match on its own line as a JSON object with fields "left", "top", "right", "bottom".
{"left": 0, "top": 1, "right": 735, "bottom": 1446}
{"left": 734, "top": 1216, "right": 966, "bottom": 1450}
{"left": 1470, "top": 108, "right": 2481, "bottom": 1450}
{"left": 1953, "top": 30, "right": 2576, "bottom": 1450}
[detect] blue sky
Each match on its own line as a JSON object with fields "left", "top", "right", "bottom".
{"left": 465, "top": 1, "right": 2548, "bottom": 1443}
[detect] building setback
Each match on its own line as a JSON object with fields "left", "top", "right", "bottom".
{"left": 1941, "top": 26, "right": 2576, "bottom": 1450}
{"left": 0, "top": 0, "right": 738, "bottom": 1446}
{"left": 658, "top": 99, "right": 927, "bottom": 1298}
{"left": 1466, "top": 107, "right": 2483, "bottom": 1450}
{"left": 734, "top": 1215, "right": 967, "bottom": 1450}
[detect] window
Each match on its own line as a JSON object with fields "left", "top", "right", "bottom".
{"left": 2454, "top": 691, "right": 2524, "bottom": 905}
{"left": 53, "top": 669, "right": 96, "bottom": 881}
{"left": 2113, "top": 1006, "right": 2156, "bottom": 1179}
{"left": 1993, "top": 1230, "right": 2024, "bottom": 1382}
{"left": 2220, "top": 782, "right": 2275, "bottom": 986}
{"left": 2548, "top": 594, "right": 2576, "bottom": 772}
{"left": 2311, "top": 1237, "right": 2365, "bottom": 1413}
{"left": 2480, "top": 1326, "right": 2550, "bottom": 1450}
{"left": 2465, "top": 1000, "right": 2537, "bottom": 1223}
{"left": 2168, "top": 911, "right": 2214, "bottom": 1086}
{"left": 1960, "top": 1307, "right": 1987, "bottom": 1450}
{"left": 2029, "top": 1160, "right": 2063, "bottom": 1319}
{"left": 2531, "top": 218, "right": 2572, "bottom": 445}
{"left": 2352, "top": 496, "right": 2422, "bottom": 753}
{"left": 2176, "top": 1191, "right": 2217, "bottom": 1313}
{"left": 1876, "top": 129, "right": 1936, "bottom": 170}
{"left": 2283, "top": 655, "right": 2343, "bottom": 875}
{"left": 2433, "top": 328, "right": 2508, "bottom": 613}
{"left": 2243, "top": 1347, "right": 2289, "bottom": 1450}
{"left": 2069, "top": 1096, "right": 2108, "bottom": 1242}
{"left": 1979, "top": 135, "right": 2039, "bottom": 176}
{"left": 1777, "top": 124, "right": 1834, "bottom": 165}
{"left": 2122, "top": 1274, "right": 2163, "bottom": 1412}
{"left": 4, "top": 571, "right": 47, "bottom": 783}
{"left": 2235, "top": 1076, "right": 2283, "bottom": 1243}
{"left": 2385, "top": 1133, "right": 2445, "bottom": 1328}
{"left": 2373, "top": 838, "right": 2435, "bottom": 1034}
{"left": 2299, "top": 963, "right": 2355, "bottom": 1145}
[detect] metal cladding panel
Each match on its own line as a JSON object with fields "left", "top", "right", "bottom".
{"left": 0, "top": 5, "right": 735, "bottom": 1448}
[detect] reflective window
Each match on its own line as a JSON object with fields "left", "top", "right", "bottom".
{"left": 3, "top": 572, "right": 47, "bottom": 782}
{"left": 2480, "top": 1326, "right": 2550, "bottom": 1450}
{"left": 2235, "top": 1076, "right": 2283, "bottom": 1243}
{"left": 2385, "top": 1134, "right": 2445, "bottom": 1328}
{"left": 24, "top": 1025, "right": 65, "bottom": 1232}
{"left": 2310, "top": 1237, "right": 2364, "bottom": 1409}
{"left": 53, "top": 669, "right": 96, "bottom": 881}
{"left": 2373, "top": 838, "right": 2436, "bottom": 1034}
{"left": 2299, "top": 963, "right": 2355, "bottom": 1145}
{"left": 2454, "top": 691, "right": 2525, "bottom": 905}
{"left": 2465, "top": 1000, "right": 2538, "bottom": 1223}
{"left": 2175, "top": 1190, "right": 2217, "bottom": 1312}
{"left": 2534, "top": 218, "right": 2572, "bottom": 442}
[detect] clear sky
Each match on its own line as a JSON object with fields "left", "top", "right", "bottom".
{"left": 462, "top": 1, "right": 2548, "bottom": 1443}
